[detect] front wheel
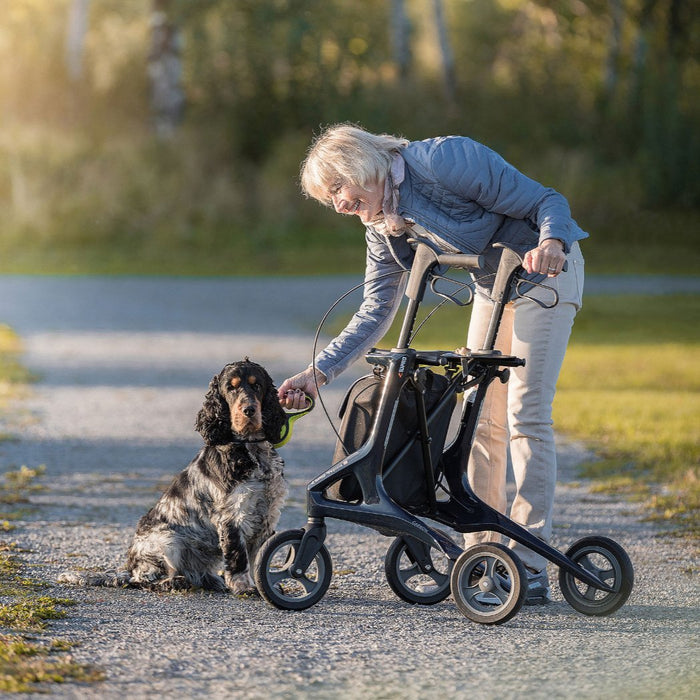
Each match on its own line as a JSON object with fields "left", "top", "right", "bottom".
{"left": 450, "top": 543, "right": 526, "bottom": 625}
{"left": 384, "top": 537, "right": 453, "bottom": 605}
{"left": 559, "top": 536, "right": 634, "bottom": 616}
{"left": 254, "top": 529, "right": 332, "bottom": 611}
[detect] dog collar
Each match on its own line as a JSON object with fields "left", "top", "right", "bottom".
{"left": 273, "top": 396, "right": 315, "bottom": 449}
{"left": 230, "top": 436, "right": 267, "bottom": 445}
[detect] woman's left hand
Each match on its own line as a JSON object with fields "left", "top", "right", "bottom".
{"left": 523, "top": 239, "right": 566, "bottom": 277}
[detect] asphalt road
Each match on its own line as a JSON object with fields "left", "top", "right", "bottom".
{"left": 0, "top": 275, "right": 697, "bottom": 699}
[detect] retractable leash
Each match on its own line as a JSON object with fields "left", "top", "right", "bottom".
{"left": 273, "top": 397, "right": 316, "bottom": 448}
{"left": 272, "top": 275, "right": 404, "bottom": 450}
{"left": 308, "top": 269, "right": 483, "bottom": 451}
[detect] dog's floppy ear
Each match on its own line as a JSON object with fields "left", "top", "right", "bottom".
{"left": 195, "top": 374, "right": 232, "bottom": 445}
{"left": 260, "top": 368, "right": 288, "bottom": 445}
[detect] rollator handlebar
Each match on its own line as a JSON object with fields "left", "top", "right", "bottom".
{"left": 407, "top": 236, "right": 484, "bottom": 271}
{"left": 436, "top": 252, "right": 484, "bottom": 270}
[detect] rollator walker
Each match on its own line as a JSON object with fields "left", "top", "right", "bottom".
{"left": 255, "top": 238, "right": 634, "bottom": 624}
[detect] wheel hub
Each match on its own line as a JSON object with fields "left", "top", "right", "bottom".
{"left": 479, "top": 576, "right": 494, "bottom": 592}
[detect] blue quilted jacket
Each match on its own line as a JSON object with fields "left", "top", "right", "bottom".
{"left": 314, "top": 136, "right": 588, "bottom": 383}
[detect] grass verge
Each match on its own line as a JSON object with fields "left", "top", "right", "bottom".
{"left": 0, "top": 466, "right": 105, "bottom": 692}
{"left": 368, "top": 292, "right": 699, "bottom": 537}
{"left": 0, "top": 331, "right": 104, "bottom": 692}
{"left": 0, "top": 326, "right": 35, "bottom": 430}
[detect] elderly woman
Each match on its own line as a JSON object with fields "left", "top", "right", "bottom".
{"left": 279, "top": 123, "right": 586, "bottom": 604}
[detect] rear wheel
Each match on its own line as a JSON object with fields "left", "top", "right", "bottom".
{"left": 254, "top": 529, "right": 332, "bottom": 611}
{"left": 450, "top": 543, "right": 526, "bottom": 625}
{"left": 384, "top": 537, "right": 452, "bottom": 605}
{"left": 559, "top": 536, "right": 633, "bottom": 616}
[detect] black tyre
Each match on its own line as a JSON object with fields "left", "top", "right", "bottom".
{"left": 254, "top": 529, "right": 332, "bottom": 611}
{"left": 450, "top": 543, "right": 527, "bottom": 625}
{"left": 384, "top": 537, "right": 453, "bottom": 605}
{"left": 559, "top": 536, "right": 634, "bottom": 616}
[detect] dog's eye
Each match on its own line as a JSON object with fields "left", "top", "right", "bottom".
{"left": 246, "top": 376, "right": 263, "bottom": 392}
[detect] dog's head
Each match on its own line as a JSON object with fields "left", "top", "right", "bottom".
{"left": 195, "top": 359, "right": 287, "bottom": 446}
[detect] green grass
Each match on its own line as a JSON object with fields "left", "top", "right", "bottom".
{"left": 0, "top": 340, "right": 104, "bottom": 692}
{"left": 577, "top": 209, "right": 700, "bottom": 275}
{"left": 371, "top": 293, "right": 700, "bottom": 536}
{"left": 0, "top": 631, "right": 104, "bottom": 692}
{"left": 0, "top": 218, "right": 369, "bottom": 277}
{"left": 554, "top": 295, "right": 700, "bottom": 536}
{"left": 0, "top": 326, "right": 35, "bottom": 406}
{"left": 0, "top": 326, "right": 36, "bottom": 445}
{"left": 0, "top": 210, "right": 698, "bottom": 277}
{"left": 0, "top": 461, "right": 104, "bottom": 691}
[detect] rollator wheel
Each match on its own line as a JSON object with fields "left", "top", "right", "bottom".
{"left": 254, "top": 529, "right": 332, "bottom": 611}
{"left": 450, "top": 543, "right": 527, "bottom": 625}
{"left": 559, "top": 536, "right": 634, "bottom": 616}
{"left": 384, "top": 537, "right": 453, "bottom": 605}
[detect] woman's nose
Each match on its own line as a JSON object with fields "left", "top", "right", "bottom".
{"left": 332, "top": 195, "right": 348, "bottom": 214}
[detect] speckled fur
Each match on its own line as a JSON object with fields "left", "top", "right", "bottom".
{"left": 59, "top": 360, "right": 288, "bottom": 594}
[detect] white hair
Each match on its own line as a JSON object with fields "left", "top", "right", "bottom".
{"left": 300, "top": 123, "right": 408, "bottom": 205}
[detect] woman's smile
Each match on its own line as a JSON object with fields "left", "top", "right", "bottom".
{"left": 331, "top": 181, "right": 384, "bottom": 224}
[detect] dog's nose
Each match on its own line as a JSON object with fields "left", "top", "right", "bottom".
{"left": 243, "top": 406, "right": 256, "bottom": 417}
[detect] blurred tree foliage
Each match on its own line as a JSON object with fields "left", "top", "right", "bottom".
{"left": 0, "top": 0, "right": 697, "bottom": 272}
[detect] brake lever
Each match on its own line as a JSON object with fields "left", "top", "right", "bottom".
{"left": 514, "top": 278, "right": 560, "bottom": 308}
{"left": 429, "top": 275, "right": 474, "bottom": 307}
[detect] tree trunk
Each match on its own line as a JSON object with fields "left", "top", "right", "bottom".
{"left": 433, "top": 0, "right": 456, "bottom": 104}
{"left": 390, "top": 0, "right": 411, "bottom": 82}
{"left": 65, "top": 0, "right": 90, "bottom": 82}
{"left": 603, "top": 0, "right": 624, "bottom": 101}
{"left": 631, "top": 0, "right": 657, "bottom": 88}
{"left": 149, "top": 0, "right": 185, "bottom": 137}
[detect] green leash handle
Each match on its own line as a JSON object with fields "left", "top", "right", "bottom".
{"left": 273, "top": 396, "right": 315, "bottom": 448}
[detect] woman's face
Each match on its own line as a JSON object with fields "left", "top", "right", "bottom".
{"left": 329, "top": 180, "right": 384, "bottom": 224}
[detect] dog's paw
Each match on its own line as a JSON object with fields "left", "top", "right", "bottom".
{"left": 234, "top": 588, "right": 260, "bottom": 599}
{"left": 224, "top": 572, "right": 256, "bottom": 596}
{"left": 58, "top": 570, "right": 131, "bottom": 587}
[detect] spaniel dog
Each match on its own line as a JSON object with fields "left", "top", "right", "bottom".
{"left": 59, "top": 359, "right": 288, "bottom": 594}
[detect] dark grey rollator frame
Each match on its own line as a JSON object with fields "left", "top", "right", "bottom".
{"left": 255, "top": 238, "right": 634, "bottom": 624}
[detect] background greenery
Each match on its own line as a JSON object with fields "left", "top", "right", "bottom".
{"left": 0, "top": 0, "right": 697, "bottom": 275}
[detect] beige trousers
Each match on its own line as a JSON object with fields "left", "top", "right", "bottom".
{"left": 463, "top": 242, "right": 585, "bottom": 571}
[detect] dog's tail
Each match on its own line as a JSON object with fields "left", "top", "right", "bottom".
{"left": 57, "top": 570, "right": 132, "bottom": 587}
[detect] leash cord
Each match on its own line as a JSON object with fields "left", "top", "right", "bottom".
{"left": 309, "top": 270, "right": 406, "bottom": 446}
{"left": 309, "top": 269, "right": 488, "bottom": 448}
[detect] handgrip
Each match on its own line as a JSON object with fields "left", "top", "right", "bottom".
{"left": 407, "top": 236, "right": 483, "bottom": 271}
{"left": 273, "top": 395, "right": 314, "bottom": 448}
{"left": 436, "top": 252, "right": 484, "bottom": 270}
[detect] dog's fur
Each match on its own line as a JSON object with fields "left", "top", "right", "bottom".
{"left": 58, "top": 359, "right": 288, "bottom": 594}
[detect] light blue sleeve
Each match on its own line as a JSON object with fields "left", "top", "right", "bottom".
{"left": 313, "top": 229, "right": 407, "bottom": 384}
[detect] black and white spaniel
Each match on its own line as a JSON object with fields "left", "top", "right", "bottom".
{"left": 59, "top": 359, "right": 288, "bottom": 594}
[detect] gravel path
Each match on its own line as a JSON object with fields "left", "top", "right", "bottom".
{"left": 0, "top": 275, "right": 697, "bottom": 699}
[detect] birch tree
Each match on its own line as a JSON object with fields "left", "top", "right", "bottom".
{"left": 65, "top": 0, "right": 90, "bottom": 81}
{"left": 433, "top": 0, "right": 456, "bottom": 104}
{"left": 391, "top": 0, "right": 411, "bottom": 82}
{"left": 149, "top": 0, "right": 185, "bottom": 137}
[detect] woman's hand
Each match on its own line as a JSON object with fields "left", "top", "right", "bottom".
{"left": 278, "top": 367, "right": 326, "bottom": 409}
{"left": 523, "top": 239, "right": 566, "bottom": 277}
